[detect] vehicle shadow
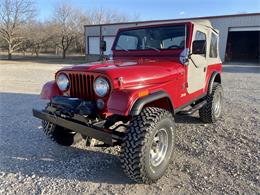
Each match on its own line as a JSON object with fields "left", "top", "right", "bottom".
{"left": 0, "top": 92, "right": 133, "bottom": 185}
{"left": 175, "top": 114, "right": 203, "bottom": 124}
{"left": 0, "top": 144, "right": 133, "bottom": 184}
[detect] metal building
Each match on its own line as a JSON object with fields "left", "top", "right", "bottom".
{"left": 84, "top": 13, "right": 260, "bottom": 63}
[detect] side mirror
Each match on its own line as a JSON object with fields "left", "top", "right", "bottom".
{"left": 100, "top": 40, "right": 107, "bottom": 52}
{"left": 192, "top": 40, "right": 206, "bottom": 55}
{"left": 179, "top": 48, "right": 190, "bottom": 65}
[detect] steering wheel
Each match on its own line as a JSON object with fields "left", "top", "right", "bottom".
{"left": 167, "top": 45, "right": 181, "bottom": 49}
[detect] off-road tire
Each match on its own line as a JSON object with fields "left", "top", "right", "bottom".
{"left": 120, "top": 107, "right": 175, "bottom": 184}
{"left": 42, "top": 120, "right": 83, "bottom": 146}
{"left": 199, "top": 83, "right": 223, "bottom": 123}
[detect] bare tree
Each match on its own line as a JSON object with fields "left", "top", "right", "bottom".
{"left": 0, "top": 0, "right": 35, "bottom": 59}
{"left": 24, "top": 22, "right": 55, "bottom": 56}
{"left": 0, "top": 1, "right": 139, "bottom": 59}
{"left": 87, "top": 8, "right": 130, "bottom": 24}
{"left": 52, "top": 3, "right": 78, "bottom": 59}
{"left": 73, "top": 10, "right": 89, "bottom": 54}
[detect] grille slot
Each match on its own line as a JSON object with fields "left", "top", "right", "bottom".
{"left": 68, "top": 73, "right": 95, "bottom": 100}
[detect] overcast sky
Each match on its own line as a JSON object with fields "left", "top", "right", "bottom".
{"left": 35, "top": 0, "right": 260, "bottom": 21}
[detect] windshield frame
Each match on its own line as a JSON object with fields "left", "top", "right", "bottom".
{"left": 112, "top": 22, "right": 191, "bottom": 53}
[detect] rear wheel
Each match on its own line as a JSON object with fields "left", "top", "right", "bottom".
{"left": 42, "top": 120, "right": 83, "bottom": 146}
{"left": 199, "top": 83, "right": 223, "bottom": 123}
{"left": 120, "top": 107, "right": 175, "bottom": 183}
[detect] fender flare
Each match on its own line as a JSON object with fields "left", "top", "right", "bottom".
{"left": 208, "top": 71, "right": 221, "bottom": 94}
{"left": 130, "top": 91, "right": 173, "bottom": 116}
{"left": 40, "top": 80, "right": 62, "bottom": 100}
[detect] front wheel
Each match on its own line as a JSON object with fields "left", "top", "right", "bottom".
{"left": 120, "top": 107, "right": 175, "bottom": 184}
{"left": 199, "top": 83, "right": 223, "bottom": 123}
{"left": 42, "top": 121, "right": 83, "bottom": 146}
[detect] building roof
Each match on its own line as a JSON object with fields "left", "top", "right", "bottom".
{"left": 84, "top": 12, "right": 260, "bottom": 27}
{"left": 118, "top": 19, "right": 214, "bottom": 31}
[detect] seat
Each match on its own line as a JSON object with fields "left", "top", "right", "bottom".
{"left": 146, "top": 39, "right": 161, "bottom": 49}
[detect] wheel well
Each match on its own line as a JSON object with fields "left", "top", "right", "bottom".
{"left": 143, "top": 97, "right": 174, "bottom": 113}
{"left": 130, "top": 91, "right": 174, "bottom": 116}
{"left": 208, "top": 72, "right": 221, "bottom": 94}
{"left": 214, "top": 73, "right": 221, "bottom": 84}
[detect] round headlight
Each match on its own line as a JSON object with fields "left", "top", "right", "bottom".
{"left": 56, "top": 73, "right": 69, "bottom": 91}
{"left": 94, "top": 77, "right": 110, "bottom": 97}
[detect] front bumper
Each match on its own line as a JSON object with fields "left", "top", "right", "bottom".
{"left": 32, "top": 96, "right": 116, "bottom": 145}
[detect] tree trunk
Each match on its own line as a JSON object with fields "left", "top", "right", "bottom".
{"left": 55, "top": 46, "right": 58, "bottom": 55}
{"left": 80, "top": 45, "right": 83, "bottom": 54}
{"left": 35, "top": 45, "right": 40, "bottom": 57}
{"left": 8, "top": 52, "right": 12, "bottom": 60}
{"left": 8, "top": 44, "right": 13, "bottom": 60}
{"left": 62, "top": 50, "right": 66, "bottom": 59}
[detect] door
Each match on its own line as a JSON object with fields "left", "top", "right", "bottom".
{"left": 187, "top": 26, "right": 209, "bottom": 94}
{"left": 225, "top": 27, "right": 260, "bottom": 63}
{"left": 89, "top": 37, "right": 100, "bottom": 54}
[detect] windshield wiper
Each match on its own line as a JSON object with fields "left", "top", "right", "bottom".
{"left": 145, "top": 45, "right": 160, "bottom": 52}
{"left": 116, "top": 45, "right": 129, "bottom": 51}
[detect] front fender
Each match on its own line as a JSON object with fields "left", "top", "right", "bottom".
{"left": 107, "top": 90, "right": 135, "bottom": 116}
{"left": 129, "top": 91, "right": 172, "bottom": 116}
{"left": 40, "top": 81, "right": 62, "bottom": 100}
{"left": 107, "top": 89, "right": 173, "bottom": 116}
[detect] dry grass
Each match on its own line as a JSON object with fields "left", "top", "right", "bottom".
{"left": 0, "top": 52, "right": 88, "bottom": 65}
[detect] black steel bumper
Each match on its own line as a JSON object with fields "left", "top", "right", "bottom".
{"left": 33, "top": 109, "right": 113, "bottom": 145}
{"left": 32, "top": 96, "right": 115, "bottom": 145}
{"left": 32, "top": 109, "right": 113, "bottom": 145}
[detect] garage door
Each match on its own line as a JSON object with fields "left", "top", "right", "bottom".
{"left": 89, "top": 37, "right": 100, "bottom": 54}
{"left": 225, "top": 27, "right": 260, "bottom": 63}
{"left": 104, "top": 36, "right": 115, "bottom": 55}
{"left": 229, "top": 27, "right": 260, "bottom": 32}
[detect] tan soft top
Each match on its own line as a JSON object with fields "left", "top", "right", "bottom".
{"left": 171, "top": 19, "right": 217, "bottom": 33}
{"left": 192, "top": 20, "right": 219, "bottom": 34}
{"left": 139, "top": 19, "right": 218, "bottom": 34}
{"left": 192, "top": 20, "right": 212, "bottom": 28}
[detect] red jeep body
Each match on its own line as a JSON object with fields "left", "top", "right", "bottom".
{"left": 33, "top": 20, "right": 223, "bottom": 183}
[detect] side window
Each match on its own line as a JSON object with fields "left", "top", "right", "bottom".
{"left": 195, "top": 31, "right": 206, "bottom": 41}
{"left": 194, "top": 31, "right": 207, "bottom": 56}
{"left": 115, "top": 35, "right": 138, "bottom": 50}
{"left": 210, "top": 33, "right": 218, "bottom": 58}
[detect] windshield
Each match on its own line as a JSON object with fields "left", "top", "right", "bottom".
{"left": 114, "top": 25, "right": 186, "bottom": 51}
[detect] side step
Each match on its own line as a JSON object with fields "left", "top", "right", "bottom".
{"left": 178, "top": 100, "right": 207, "bottom": 115}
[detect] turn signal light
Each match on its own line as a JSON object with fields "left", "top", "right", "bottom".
{"left": 138, "top": 90, "right": 149, "bottom": 97}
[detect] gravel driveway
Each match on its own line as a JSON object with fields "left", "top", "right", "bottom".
{"left": 0, "top": 61, "right": 259, "bottom": 194}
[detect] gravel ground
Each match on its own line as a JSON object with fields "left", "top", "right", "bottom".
{"left": 0, "top": 61, "right": 259, "bottom": 194}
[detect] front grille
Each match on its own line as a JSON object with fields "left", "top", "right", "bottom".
{"left": 68, "top": 73, "right": 95, "bottom": 100}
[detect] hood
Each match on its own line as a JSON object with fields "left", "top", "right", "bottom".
{"left": 59, "top": 59, "right": 184, "bottom": 88}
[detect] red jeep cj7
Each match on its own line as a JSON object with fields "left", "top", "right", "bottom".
{"left": 33, "top": 20, "right": 223, "bottom": 183}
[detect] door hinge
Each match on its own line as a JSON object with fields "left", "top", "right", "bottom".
{"left": 182, "top": 83, "right": 188, "bottom": 89}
